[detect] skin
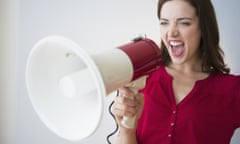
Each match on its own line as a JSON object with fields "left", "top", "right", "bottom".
{"left": 112, "top": 0, "right": 210, "bottom": 143}
{"left": 159, "top": 0, "right": 209, "bottom": 103}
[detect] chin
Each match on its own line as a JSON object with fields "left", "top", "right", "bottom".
{"left": 170, "top": 57, "right": 185, "bottom": 65}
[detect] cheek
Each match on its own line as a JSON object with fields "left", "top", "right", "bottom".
{"left": 184, "top": 29, "right": 201, "bottom": 48}
{"left": 161, "top": 38, "right": 168, "bottom": 49}
{"left": 160, "top": 30, "right": 168, "bottom": 46}
{"left": 160, "top": 27, "right": 167, "bottom": 38}
{"left": 189, "top": 35, "right": 201, "bottom": 49}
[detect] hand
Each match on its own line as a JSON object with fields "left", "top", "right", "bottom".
{"left": 112, "top": 87, "right": 144, "bottom": 129}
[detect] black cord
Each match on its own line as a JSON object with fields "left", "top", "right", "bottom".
{"left": 106, "top": 91, "right": 119, "bottom": 144}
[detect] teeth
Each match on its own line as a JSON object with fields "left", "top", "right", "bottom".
{"left": 170, "top": 41, "right": 183, "bottom": 47}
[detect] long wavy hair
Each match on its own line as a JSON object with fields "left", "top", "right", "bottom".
{"left": 157, "top": 0, "right": 230, "bottom": 74}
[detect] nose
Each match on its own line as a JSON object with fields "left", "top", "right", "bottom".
{"left": 168, "top": 24, "right": 179, "bottom": 37}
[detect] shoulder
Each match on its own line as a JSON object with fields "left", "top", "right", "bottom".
{"left": 211, "top": 72, "right": 240, "bottom": 83}
{"left": 146, "top": 64, "right": 169, "bottom": 82}
{"left": 208, "top": 73, "right": 240, "bottom": 92}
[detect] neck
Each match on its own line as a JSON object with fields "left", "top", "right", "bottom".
{"left": 169, "top": 59, "right": 202, "bottom": 74}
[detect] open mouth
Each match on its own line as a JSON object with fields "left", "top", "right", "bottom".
{"left": 169, "top": 41, "right": 185, "bottom": 57}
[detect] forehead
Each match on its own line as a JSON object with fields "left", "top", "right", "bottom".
{"left": 160, "top": 0, "right": 197, "bottom": 19}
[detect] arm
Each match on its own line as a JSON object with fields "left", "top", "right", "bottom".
{"left": 116, "top": 127, "right": 137, "bottom": 144}
{"left": 112, "top": 87, "right": 144, "bottom": 144}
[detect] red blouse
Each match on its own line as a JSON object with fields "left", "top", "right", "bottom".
{"left": 137, "top": 65, "right": 240, "bottom": 144}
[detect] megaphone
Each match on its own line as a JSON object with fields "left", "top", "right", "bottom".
{"left": 26, "top": 36, "right": 161, "bottom": 141}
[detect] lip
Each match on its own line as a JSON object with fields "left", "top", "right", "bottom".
{"left": 168, "top": 39, "right": 184, "bottom": 46}
{"left": 168, "top": 40, "right": 185, "bottom": 58}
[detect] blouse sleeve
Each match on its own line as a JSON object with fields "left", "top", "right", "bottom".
{"left": 233, "top": 76, "right": 240, "bottom": 128}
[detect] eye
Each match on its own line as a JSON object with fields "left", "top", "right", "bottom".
{"left": 159, "top": 21, "right": 168, "bottom": 26}
{"left": 179, "top": 21, "right": 191, "bottom": 26}
{"left": 181, "top": 22, "right": 190, "bottom": 26}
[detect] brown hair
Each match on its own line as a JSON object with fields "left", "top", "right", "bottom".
{"left": 157, "top": 0, "right": 230, "bottom": 74}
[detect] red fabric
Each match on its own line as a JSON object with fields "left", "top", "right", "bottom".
{"left": 137, "top": 65, "right": 240, "bottom": 144}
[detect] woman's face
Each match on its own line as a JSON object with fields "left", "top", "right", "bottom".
{"left": 159, "top": 0, "right": 201, "bottom": 65}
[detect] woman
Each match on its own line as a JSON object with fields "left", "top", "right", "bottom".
{"left": 112, "top": 0, "right": 240, "bottom": 144}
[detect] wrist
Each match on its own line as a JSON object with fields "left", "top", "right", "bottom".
{"left": 119, "top": 127, "right": 136, "bottom": 137}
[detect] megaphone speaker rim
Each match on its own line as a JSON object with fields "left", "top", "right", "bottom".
{"left": 26, "top": 36, "right": 106, "bottom": 141}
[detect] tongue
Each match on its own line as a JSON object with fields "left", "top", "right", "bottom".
{"left": 172, "top": 45, "right": 184, "bottom": 57}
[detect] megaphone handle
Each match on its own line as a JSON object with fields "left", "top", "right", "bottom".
{"left": 120, "top": 76, "right": 147, "bottom": 129}
{"left": 121, "top": 115, "right": 137, "bottom": 129}
{"left": 121, "top": 87, "right": 138, "bottom": 129}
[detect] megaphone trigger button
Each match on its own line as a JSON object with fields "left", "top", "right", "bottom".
{"left": 132, "top": 37, "right": 143, "bottom": 42}
{"left": 129, "top": 82, "right": 135, "bottom": 87}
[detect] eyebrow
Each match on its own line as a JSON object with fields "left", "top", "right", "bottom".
{"left": 160, "top": 17, "right": 194, "bottom": 21}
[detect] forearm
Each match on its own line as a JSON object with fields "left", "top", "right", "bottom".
{"left": 115, "top": 128, "right": 137, "bottom": 144}
{"left": 112, "top": 87, "right": 144, "bottom": 144}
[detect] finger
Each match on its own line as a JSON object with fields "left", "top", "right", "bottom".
{"left": 112, "top": 106, "right": 137, "bottom": 118}
{"left": 114, "top": 100, "right": 138, "bottom": 112}
{"left": 118, "top": 87, "right": 136, "bottom": 97}
{"left": 112, "top": 100, "right": 138, "bottom": 117}
{"left": 115, "top": 95, "right": 137, "bottom": 107}
{"left": 135, "top": 93, "right": 144, "bottom": 118}
{"left": 135, "top": 93, "right": 144, "bottom": 105}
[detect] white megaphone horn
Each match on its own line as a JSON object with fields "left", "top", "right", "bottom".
{"left": 26, "top": 36, "right": 161, "bottom": 141}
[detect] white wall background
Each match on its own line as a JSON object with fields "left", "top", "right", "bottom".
{"left": 17, "top": 0, "right": 159, "bottom": 144}
{"left": 1, "top": 0, "right": 239, "bottom": 144}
